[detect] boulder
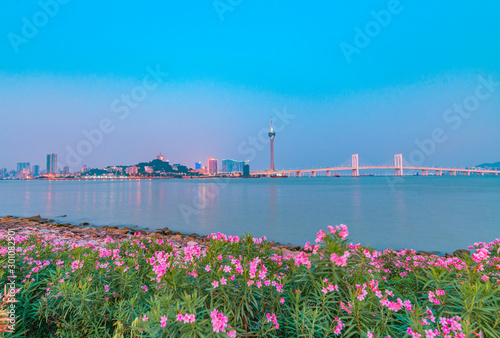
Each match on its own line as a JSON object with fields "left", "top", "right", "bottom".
{"left": 108, "top": 229, "right": 129, "bottom": 235}
{"left": 282, "top": 248, "right": 301, "bottom": 256}
{"left": 188, "top": 233, "right": 201, "bottom": 240}
{"left": 28, "top": 215, "right": 47, "bottom": 222}
{"left": 187, "top": 241, "right": 198, "bottom": 247}
{"left": 170, "top": 235, "right": 184, "bottom": 241}
{"left": 453, "top": 249, "right": 470, "bottom": 258}
{"left": 417, "top": 251, "right": 435, "bottom": 257}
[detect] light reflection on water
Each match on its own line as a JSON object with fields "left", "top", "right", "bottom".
{"left": 1, "top": 177, "right": 499, "bottom": 252}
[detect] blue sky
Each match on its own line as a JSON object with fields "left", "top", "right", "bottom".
{"left": 0, "top": 0, "right": 499, "bottom": 171}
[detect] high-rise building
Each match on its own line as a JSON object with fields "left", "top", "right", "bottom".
{"left": 62, "top": 166, "right": 70, "bottom": 176}
{"left": 222, "top": 159, "right": 246, "bottom": 173}
{"left": 207, "top": 157, "right": 218, "bottom": 175}
{"left": 0, "top": 168, "right": 7, "bottom": 178}
{"left": 243, "top": 163, "right": 250, "bottom": 177}
{"left": 195, "top": 162, "right": 202, "bottom": 170}
{"left": 32, "top": 165, "right": 40, "bottom": 177}
{"left": 221, "top": 159, "right": 231, "bottom": 173}
{"left": 17, "top": 162, "right": 30, "bottom": 173}
{"left": 47, "top": 154, "right": 57, "bottom": 174}
{"left": 268, "top": 119, "right": 276, "bottom": 171}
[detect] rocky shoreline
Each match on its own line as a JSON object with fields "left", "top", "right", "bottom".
{"left": 0, "top": 215, "right": 471, "bottom": 258}
{"left": 0, "top": 215, "right": 304, "bottom": 255}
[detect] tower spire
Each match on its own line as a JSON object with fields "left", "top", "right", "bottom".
{"left": 268, "top": 118, "right": 276, "bottom": 172}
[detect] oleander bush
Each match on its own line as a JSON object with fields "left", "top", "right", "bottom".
{"left": 1, "top": 224, "right": 500, "bottom": 337}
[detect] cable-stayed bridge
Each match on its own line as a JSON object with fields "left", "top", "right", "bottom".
{"left": 251, "top": 154, "right": 500, "bottom": 177}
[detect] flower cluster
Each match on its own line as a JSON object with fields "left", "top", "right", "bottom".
{"left": 1, "top": 223, "right": 498, "bottom": 337}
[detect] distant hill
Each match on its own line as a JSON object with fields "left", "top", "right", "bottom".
{"left": 476, "top": 162, "right": 500, "bottom": 170}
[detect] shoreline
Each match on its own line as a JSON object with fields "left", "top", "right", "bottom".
{"left": 0, "top": 215, "right": 304, "bottom": 255}
{"left": 0, "top": 215, "right": 468, "bottom": 258}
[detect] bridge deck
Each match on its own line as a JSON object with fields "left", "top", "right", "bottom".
{"left": 251, "top": 166, "right": 500, "bottom": 176}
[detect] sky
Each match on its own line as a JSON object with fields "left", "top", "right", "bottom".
{"left": 0, "top": 0, "right": 499, "bottom": 172}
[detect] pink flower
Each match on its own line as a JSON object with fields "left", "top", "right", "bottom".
{"left": 367, "top": 332, "right": 374, "bottom": 338}
{"left": 333, "top": 317, "right": 344, "bottom": 335}
{"left": 227, "top": 330, "right": 237, "bottom": 338}
{"left": 428, "top": 291, "right": 440, "bottom": 305}
{"left": 212, "top": 280, "right": 219, "bottom": 288}
{"left": 340, "top": 301, "right": 353, "bottom": 314}
{"left": 210, "top": 309, "right": 229, "bottom": 333}
{"left": 328, "top": 284, "right": 338, "bottom": 292}
{"left": 280, "top": 297, "right": 285, "bottom": 304}
{"left": 472, "top": 248, "right": 490, "bottom": 263}
{"left": 220, "top": 277, "right": 227, "bottom": 285}
{"left": 142, "top": 315, "right": 149, "bottom": 321}
{"left": 185, "top": 314, "right": 196, "bottom": 323}
{"left": 407, "top": 327, "right": 421, "bottom": 338}
{"left": 176, "top": 313, "right": 196, "bottom": 323}
{"left": 424, "top": 329, "right": 439, "bottom": 338}
{"left": 338, "top": 224, "right": 349, "bottom": 240}
{"left": 59, "top": 279, "right": 64, "bottom": 283}
{"left": 104, "top": 285, "right": 109, "bottom": 292}
{"left": 160, "top": 315, "right": 167, "bottom": 328}
{"left": 265, "top": 313, "right": 279, "bottom": 329}
{"left": 70, "top": 260, "right": 84, "bottom": 270}
{"left": 315, "top": 230, "right": 326, "bottom": 243}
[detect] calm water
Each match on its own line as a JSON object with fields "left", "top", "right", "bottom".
{"left": 0, "top": 177, "right": 499, "bottom": 252}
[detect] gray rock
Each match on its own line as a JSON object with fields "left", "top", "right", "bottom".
{"left": 282, "top": 248, "right": 301, "bottom": 256}
{"left": 417, "top": 251, "right": 435, "bottom": 257}
{"left": 453, "top": 249, "right": 470, "bottom": 258}
{"left": 170, "top": 235, "right": 183, "bottom": 241}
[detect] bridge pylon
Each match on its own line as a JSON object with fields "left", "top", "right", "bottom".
{"left": 395, "top": 154, "right": 403, "bottom": 176}
{"left": 352, "top": 154, "right": 359, "bottom": 177}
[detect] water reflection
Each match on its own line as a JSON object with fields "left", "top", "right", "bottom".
{"left": 269, "top": 183, "right": 277, "bottom": 217}
{"left": 45, "top": 182, "right": 52, "bottom": 212}
{"left": 1, "top": 177, "right": 499, "bottom": 252}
